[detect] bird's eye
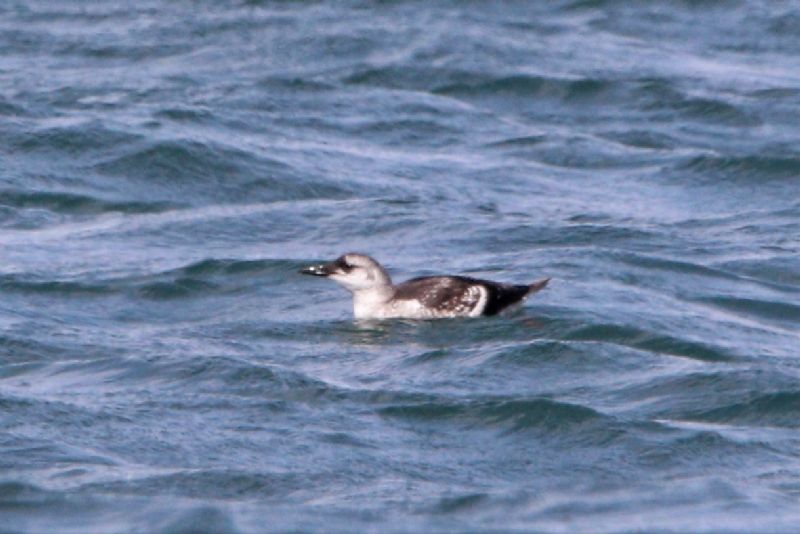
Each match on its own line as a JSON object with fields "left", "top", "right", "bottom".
{"left": 337, "top": 257, "right": 355, "bottom": 271}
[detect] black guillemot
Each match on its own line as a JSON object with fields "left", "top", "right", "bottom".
{"left": 300, "top": 253, "right": 549, "bottom": 320}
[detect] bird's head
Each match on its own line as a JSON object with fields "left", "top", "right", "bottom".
{"left": 300, "top": 253, "right": 391, "bottom": 292}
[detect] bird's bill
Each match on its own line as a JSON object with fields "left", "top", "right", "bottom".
{"left": 299, "top": 262, "right": 336, "bottom": 277}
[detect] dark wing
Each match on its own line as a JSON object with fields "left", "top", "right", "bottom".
{"left": 393, "top": 276, "right": 487, "bottom": 316}
{"left": 465, "top": 277, "right": 532, "bottom": 316}
{"left": 481, "top": 277, "right": 549, "bottom": 315}
{"left": 394, "top": 275, "right": 544, "bottom": 316}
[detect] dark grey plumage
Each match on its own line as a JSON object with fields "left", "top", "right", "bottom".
{"left": 394, "top": 275, "right": 547, "bottom": 316}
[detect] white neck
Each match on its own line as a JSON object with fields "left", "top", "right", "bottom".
{"left": 352, "top": 285, "right": 395, "bottom": 319}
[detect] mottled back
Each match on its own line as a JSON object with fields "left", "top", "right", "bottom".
{"left": 393, "top": 275, "right": 532, "bottom": 316}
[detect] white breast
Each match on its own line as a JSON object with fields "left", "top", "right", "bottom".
{"left": 352, "top": 288, "right": 394, "bottom": 319}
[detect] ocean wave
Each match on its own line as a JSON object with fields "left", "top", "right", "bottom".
{"left": 0, "top": 275, "right": 113, "bottom": 297}
{"left": 56, "top": 42, "right": 191, "bottom": 61}
{"left": 0, "top": 479, "right": 240, "bottom": 533}
{"left": 379, "top": 397, "right": 605, "bottom": 434}
{"left": 345, "top": 65, "right": 620, "bottom": 105}
{"left": 561, "top": 322, "right": 736, "bottom": 362}
{"left": 600, "top": 130, "right": 678, "bottom": 150}
{"left": 485, "top": 134, "right": 548, "bottom": 149}
{"left": 637, "top": 428, "right": 759, "bottom": 470}
{"left": 616, "top": 369, "right": 800, "bottom": 422}
{"left": 0, "top": 335, "right": 61, "bottom": 364}
{"left": 695, "top": 295, "right": 800, "bottom": 325}
{"left": 93, "top": 139, "right": 350, "bottom": 203}
{"left": 0, "top": 199, "right": 367, "bottom": 246}
{"left": 611, "top": 250, "right": 800, "bottom": 297}
{"left": 257, "top": 76, "right": 335, "bottom": 93}
{"left": 681, "top": 391, "right": 800, "bottom": 428}
{"left": 0, "top": 481, "right": 65, "bottom": 507}
{"left": 0, "top": 258, "right": 299, "bottom": 300}
{"left": 3, "top": 389, "right": 134, "bottom": 432}
{"left": 645, "top": 95, "right": 756, "bottom": 126}
{"left": 0, "top": 97, "right": 29, "bottom": 117}
{"left": 80, "top": 469, "right": 303, "bottom": 500}
{"left": 0, "top": 189, "right": 175, "bottom": 216}
{"left": 137, "top": 278, "right": 220, "bottom": 300}
{"left": 345, "top": 118, "right": 460, "bottom": 148}
{"left": 678, "top": 153, "right": 800, "bottom": 181}
{"left": 434, "top": 74, "right": 618, "bottom": 104}
{"left": 143, "top": 355, "right": 332, "bottom": 401}
{"left": 465, "top": 223, "right": 660, "bottom": 250}
{"left": 136, "top": 258, "right": 307, "bottom": 300}
{"left": 8, "top": 122, "right": 143, "bottom": 155}
{"left": 94, "top": 139, "right": 280, "bottom": 182}
{"left": 430, "top": 493, "right": 490, "bottom": 515}
{"left": 767, "top": 11, "right": 800, "bottom": 36}
{"left": 153, "top": 106, "right": 216, "bottom": 123}
{"left": 179, "top": 258, "right": 297, "bottom": 277}
{"left": 718, "top": 257, "right": 800, "bottom": 291}
{"left": 146, "top": 504, "right": 240, "bottom": 534}
{"left": 616, "top": 252, "right": 742, "bottom": 281}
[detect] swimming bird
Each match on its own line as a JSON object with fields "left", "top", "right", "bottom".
{"left": 300, "top": 253, "right": 549, "bottom": 320}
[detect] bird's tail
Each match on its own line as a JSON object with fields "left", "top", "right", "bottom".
{"left": 527, "top": 277, "right": 550, "bottom": 295}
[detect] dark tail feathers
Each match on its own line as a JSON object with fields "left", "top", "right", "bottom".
{"left": 527, "top": 277, "right": 550, "bottom": 295}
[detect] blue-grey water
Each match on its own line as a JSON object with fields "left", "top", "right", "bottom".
{"left": 2, "top": 1, "right": 800, "bottom": 532}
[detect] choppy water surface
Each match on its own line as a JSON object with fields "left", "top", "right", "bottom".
{"left": 2, "top": 1, "right": 800, "bottom": 532}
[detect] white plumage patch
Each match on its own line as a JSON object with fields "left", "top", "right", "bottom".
{"left": 435, "top": 283, "right": 483, "bottom": 316}
{"left": 466, "top": 284, "right": 489, "bottom": 317}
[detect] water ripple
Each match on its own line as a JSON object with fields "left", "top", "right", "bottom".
{"left": 3, "top": 0, "right": 800, "bottom": 531}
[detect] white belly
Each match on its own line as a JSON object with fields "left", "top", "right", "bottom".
{"left": 355, "top": 293, "right": 487, "bottom": 320}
